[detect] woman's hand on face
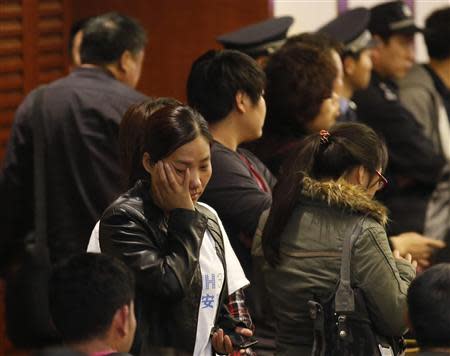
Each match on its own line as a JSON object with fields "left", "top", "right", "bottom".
{"left": 152, "top": 161, "right": 194, "bottom": 212}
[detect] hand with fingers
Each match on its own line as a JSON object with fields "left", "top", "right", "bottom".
{"left": 212, "top": 326, "right": 254, "bottom": 355}
{"left": 390, "top": 232, "right": 445, "bottom": 270}
{"left": 393, "top": 250, "right": 418, "bottom": 271}
{"left": 151, "top": 161, "right": 195, "bottom": 212}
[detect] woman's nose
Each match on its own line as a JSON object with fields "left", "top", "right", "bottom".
{"left": 190, "top": 170, "right": 202, "bottom": 189}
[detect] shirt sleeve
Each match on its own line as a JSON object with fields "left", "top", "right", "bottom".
{"left": 353, "top": 224, "right": 415, "bottom": 337}
{"left": 221, "top": 213, "right": 250, "bottom": 293}
{"left": 201, "top": 146, "right": 272, "bottom": 239}
{"left": 0, "top": 93, "right": 35, "bottom": 270}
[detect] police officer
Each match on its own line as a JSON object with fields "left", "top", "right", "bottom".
{"left": 217, "top": 16, "right": 293, "bottom": 67}
{"left": 352, "top": 1, "right": 448, "bottom": 261}
{"left": 319, "top": 8, "right": 376, "bottom": 122}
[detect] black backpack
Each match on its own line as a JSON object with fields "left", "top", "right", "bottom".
{"left": 308, "top": 216, "right": 404, "bottom": 356}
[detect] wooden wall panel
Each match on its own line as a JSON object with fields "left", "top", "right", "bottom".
{"left": 1, "top": 0, "right": 24, "bottom": 164}
{"left": 0, "top": 0, "right": 70, "bottom": 163}
{"left": 72, "top": 0, "right": 272, "bottom": 101}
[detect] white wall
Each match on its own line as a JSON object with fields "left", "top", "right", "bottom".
{"left": 274, "top": 0, "right": 450, "bottom": 62}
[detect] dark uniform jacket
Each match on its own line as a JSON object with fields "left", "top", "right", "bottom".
{"left": 353, "top": 71, "right": 446, "bottom": 236}
{"left": 200, "top": 141, "right": 276, "bottom": 279}
{"left": 0, "top": 67, "right": 147, "bottom": 266}
{"left": 263, "top": 177, "right": 415, "bottom": 356}
{"left": 99, "top": 180, "right": 239, "bottom": 355}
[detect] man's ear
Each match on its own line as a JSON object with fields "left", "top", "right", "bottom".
{"left": 370, "top": 35, "right": 384, "bottom": 63}
{"left": 234, "top": 91, "right": 247, "bottom": 114}
{"left": 118, "top": 50, "right": 134, "bottom": 74}
{"left": 142, "top": 152, "right": 154, "bottom": 175}
{"left": 113, "top": 304, "right": 131, "bottom": 337}
{"left": 343, "top": 56, "right": 356, "bottom": 76}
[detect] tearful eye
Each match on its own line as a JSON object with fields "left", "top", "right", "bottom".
{"left": 174, "top": 168, "right": 185, "bottom": 174}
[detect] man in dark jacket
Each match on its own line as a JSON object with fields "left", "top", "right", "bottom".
{"left": 49, "top": 253, "right": 136, "bottom": 356}
{"left": 399, "top": 6, "right": 450, "bottom": 161}
{"left": 353, "top": 1, "right": 448, "bottom": 242}
{"left": 187, "top": 50, "right": 276, "bottom": 355}
{"left": 0, "top": 12, "right": 147, "bottom": 266}
{"left": 187, "top": 49, "right": 276, "bottom": 281}
{"left": 407, "top": 263, "right": 450, "bottom": 355}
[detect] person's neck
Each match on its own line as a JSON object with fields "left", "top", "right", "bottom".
{"left": 209, "top": 115, "right": 242, "bottom": 152}
{"left": 372, "top": 64, "right": 394, "bottom": 82}
{"left": 429, "top": 58, "right": 450, "bottom": 89}
{"left": 341, "top": 80, "right": 354, "bottom": 100}
{"left": 70, "top": 338, "right": 116, "bottom": 355}
{"left": 80, "top": 64, "right": 116, "bottom": 78}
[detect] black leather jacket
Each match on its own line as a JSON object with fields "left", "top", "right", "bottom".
{"left": 99, "top": 180, "right": 236, "bottom": 355}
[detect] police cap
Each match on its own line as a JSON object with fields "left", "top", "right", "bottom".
{"left": 318, "top": 8, "right": 375, "bottom": 55}
{"left": 369, "top": 1, "right": 422, "bottom": 36}
{"left": 217, "top": 16, "right": 294, "bottom": 58}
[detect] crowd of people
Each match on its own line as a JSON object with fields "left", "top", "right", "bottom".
{"left": 1, "top": 1, "right": 450, "bottom": 355}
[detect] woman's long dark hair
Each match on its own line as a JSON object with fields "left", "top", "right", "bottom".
{"left": 120, "top": 100, "right": 212, "bottom": 189}
{"left": 262, "top": 123, "right": 388, "bottom": 266}
{"left": 119, "top": 98, "right": 182, "bottom": 189}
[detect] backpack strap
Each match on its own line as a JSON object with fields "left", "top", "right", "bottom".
{"left": 334, "top": 215, "right": 367, "bottom": 314}
{"left": 195, "top": 204, "right": 229, "bottom": 324}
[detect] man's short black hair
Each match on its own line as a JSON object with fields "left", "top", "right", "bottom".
{"left": 80, "top": 12, "right": 147, "bottom": 65}
{"left": 186, "top": 49, "right": 266, "bottom": 124}
{"left": 425, "top": 7, "right": 450, "bottom": 60}
{"left": 49, "top": 253, "right": 135, "bottom": 344}
{"left": 407, "top": 263, "right": 450, "bottom": 348}
{"left": 68, "top": 17, "right": 92, "bottom": 54}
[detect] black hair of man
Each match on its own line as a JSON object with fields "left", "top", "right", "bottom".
{"left": 49, "top": 253, "right": 135, "bottom": 344}
{"left": 186, "top": 49, "right": 266, "bottom": 124}
{"left": 424, "top": 6, "right": 450, "bottom": 60}
{"left": 407, "top": 263, "right": 450, "bottom": 348}
{"left": 68, "top": 17, "right": 92, "bottom": 54}
{"left": 80, "top": 12, "right": 147, "bottom": 66}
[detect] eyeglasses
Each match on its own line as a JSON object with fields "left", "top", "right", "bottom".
{"left": 374, "top": 169, "right": 388, "bottom": 190}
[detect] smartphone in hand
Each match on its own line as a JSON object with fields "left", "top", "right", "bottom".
{"left": 228, "top": 333, "right": 258, "bottom": 349}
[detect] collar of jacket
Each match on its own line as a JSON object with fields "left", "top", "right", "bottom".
{"left": 301, "top": 176, "right": 388, "bottom": 226}
{"left": 371, "top": 70, "right": 399, "bottom": 91}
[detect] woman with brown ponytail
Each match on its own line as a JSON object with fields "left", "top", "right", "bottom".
{"left": 262, "top": 122, "right": 416, "bottom": 355}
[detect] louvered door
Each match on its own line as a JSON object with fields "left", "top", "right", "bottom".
{"left": 0, "top": 0, "right": 71, "bottom": 163}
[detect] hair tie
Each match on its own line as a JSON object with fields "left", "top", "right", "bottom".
{"left": 319, "top": 130, "right": 330, "bottom": 145}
